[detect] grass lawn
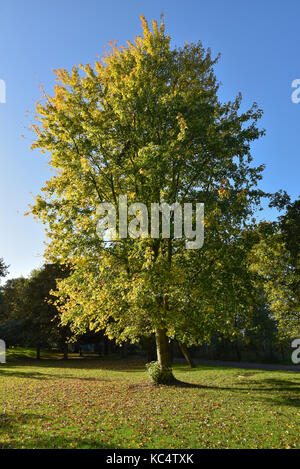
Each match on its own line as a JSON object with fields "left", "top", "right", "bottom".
{"left": 0, "top": 351, "right": 299, "bottom": 449}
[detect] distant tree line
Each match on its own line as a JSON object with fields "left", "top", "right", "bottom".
{"left": 0, "top": 263, "right": 114, "bottom": 359}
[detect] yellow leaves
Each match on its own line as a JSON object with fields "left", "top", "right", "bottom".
{"left": 176, "top": 113, "right": 187, "bottom": 130}
{"left": 53, "top": 67, "right": 70, "bottom": 85}
{"left": 137, "top": 14, "right": 169, "bottom": 56}
{"left": 84, "top": 63, "right": 94, "bottom": 79}
{"left": 152, "top": 19, "right": 159, "bottom": 36}
{"left": 237, "top": 189, "right": 247, "bottom": 200}
{"left": 176, "top": 113, "right": 188, "bottom": 141}
{"left": 80, "top": 157, "right": 90, "bottom": 172}
{"left": 34, "top": 195, "right": 47, "bottom": 210}
{"left": 218, "top": 187, "right": 230, "bottom": 199}
{"left": 140, "top": 14, "right": 151, "bottom": 38}
{"left": 53, "top": 84, "right": 66, "bottom": 110}
{"left": 94, "top": 60, "right": 104, "bottom": 74}
{"left": 30, "top": 123, "right": 40, "bottom": 135}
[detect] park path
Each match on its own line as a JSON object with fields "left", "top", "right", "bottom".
{"left": 174, "top": 358, "right": 300, "bottom": 372}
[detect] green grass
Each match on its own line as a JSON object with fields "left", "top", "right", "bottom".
{"left": 4, "top": 346, "right": 97, "bottom": 360}
{"left": 0, "top": 352, "right": 299, "bottom": 449}
{"left": 4, "top": 346, "right": 59, "bottom": 360}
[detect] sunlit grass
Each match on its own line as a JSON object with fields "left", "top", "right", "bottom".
{"left": 0, "top": 353, "right": 299, "bottom": 449}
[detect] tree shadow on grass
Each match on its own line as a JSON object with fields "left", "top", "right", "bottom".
{"left": 2, "top": 359, "right": 299, "bottom": 408}
{"left": 0, "top": 411, "right": 117, "bottom": 449}
{"left": 0, "top": 411, "right": 46, "bottom": 432}
{"left": 5, "top": 356, "right": 146, "bottom": 371}
{"left": 0, "top": 369, "right": 51, "bottom": 380}
{"left": 171, "top": 375, "right": 300, "bottom": 391}
{"left": 0, "top": 368, "right": 115, "bottom": 382}
{"left": 0, "top": 356, "right": 146, "bottom": 381}
{"left": 168, "top": 376, "right": 300, "bottom": 408}
{"left": 0, "top": 435, "right": 117, "bottom": 450}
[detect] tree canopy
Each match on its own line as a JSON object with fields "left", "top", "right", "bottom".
{"left": 30, "top": 16, "right": 282, "bottom": 381}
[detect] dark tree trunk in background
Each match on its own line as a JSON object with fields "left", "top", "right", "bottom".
{"left": 234, "top": 340, "right": 241, "bottom": 361}
{"left": 103, "top": 336, "right": 109, "bottom": 355}
{"left": 36, "top": 345, "right": 41, "bottom": 360}
{"left": 63, "top": 343, "right": 68, "bottom": 360}
{"left": 120, "top": 342, "right": 128, "bottom": 358}
{"left": 96, "top": 341, "right": 103, "bottom": 357}
{"left": 281, "top": 344, "right": 285, "bottom": 362}
{"left": 178, "top": 341, "right": 196, "bottom": 368}
{"left": 170, "top": 340, "right": 174, "bottom": 364}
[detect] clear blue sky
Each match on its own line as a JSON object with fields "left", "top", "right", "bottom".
{"left": 0, "top": 0, "right": 299, "bottom": 280}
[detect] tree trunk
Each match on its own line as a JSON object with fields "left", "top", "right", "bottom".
{"left": 280, "top": 344, "right": 285, "bottom": 362}
{"left": 154, "top": 328, "right": 176, "bottom": 385}
{"left": 155, "top": 328, "right": 171, "bottom": 370}
{"left": 36, "top": 345, "right": 41, "bottom": 360}
{"left": 120, "top": 342, "right": 128, "bottom": 358}
{"left": 234, "top": 340, "right": 241, "bottom": 361}
{"left": 103, "top": 337, "right": 109, "bottom": 355}
{"left": 177, "top": 341, "right": 195, "bottom": 368}
{"left": 63, "top": 343, "right": 68, "bottom": 360}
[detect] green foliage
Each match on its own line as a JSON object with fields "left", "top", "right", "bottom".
{"left": 146, "top": 360, "right": 174, "bottom": 385}
{"left": 0, "top": 258, "right": 8, "bottom": 279}
{"left": 279, "top": 197, "right": 300, "bottom": 265}
{"left": 5, "top": 346, "right": 58, "bottom": 360}
{"left": 0, "top": 264, "right": 72, "bottom": 350}
{"left": 250, "top": 218, "right": 300, "bottom": 340}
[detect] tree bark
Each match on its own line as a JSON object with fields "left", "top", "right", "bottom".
{"left": 103, "top": 337, "right": 109, "bottom": 355}
{"left": 36, "top": 345, "right": 41, "bottom": 360}
{"left": 280, "top": 344, "right": 285, "bottom": 362}
{"left": 120, "top": 342, "right": 128, "bottom": 358}
{"left": 234, "top": 340, "right": 241, "bottom": 361}
{"left": 155, "top": 328, "right": 171, "bottom": 370}
{"left": 63, "top": 343, "right": 68, "bottom": 360}
{"left": 177, "top": 341, "right": 195, "bottom": 368}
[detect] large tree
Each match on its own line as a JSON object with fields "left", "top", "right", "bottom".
{"left": 30, "top": 16, "right": 269, "bottom": 382}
